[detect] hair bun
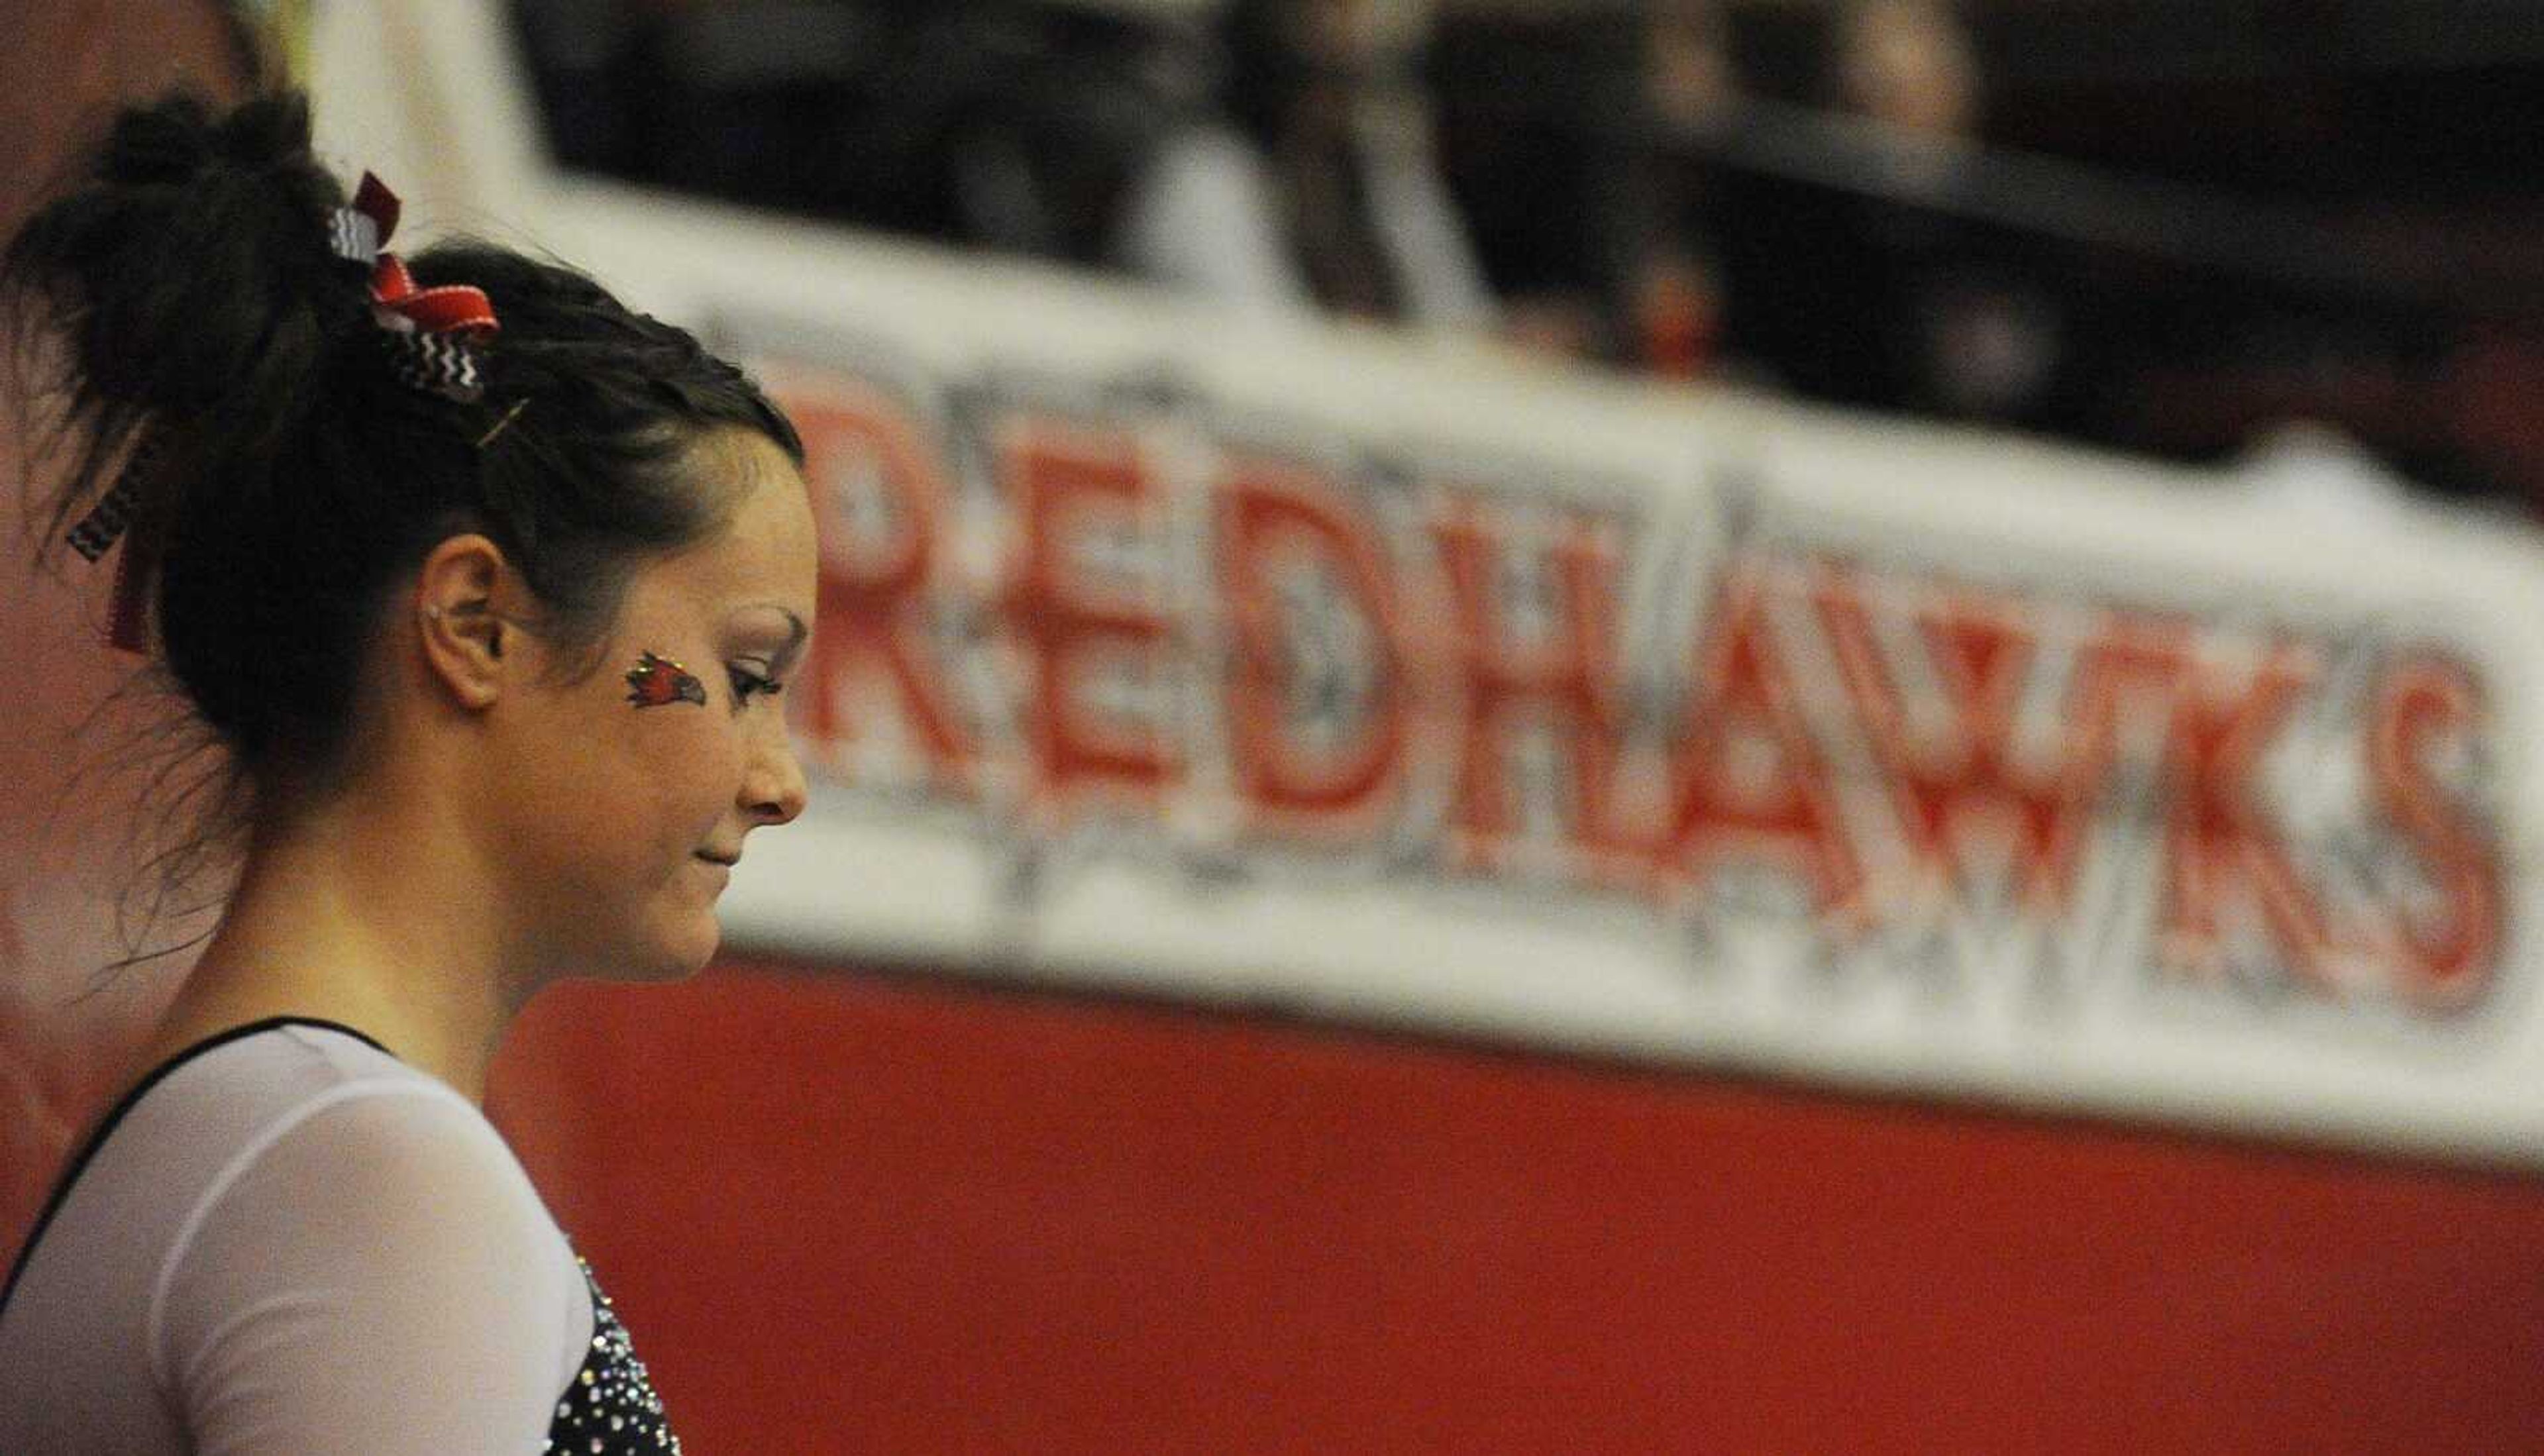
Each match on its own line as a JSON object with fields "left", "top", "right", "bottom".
{"left": 16, "top": 88, "right": 356, "bottom": 411}
{"left": 95, "top": 91, "right": 226, "bottom": 188}
{"left": 101, "top": 89, "right": 323, "bottom": 188}
{"left": 6, "top": 86, "right": 373, "bottom": 743}
{"left": 7, "top": 89, "right": 362, "bottom": 533}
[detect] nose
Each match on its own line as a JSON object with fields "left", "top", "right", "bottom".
{"left": 741, "top": 710, "right": 809, "bottom": 828}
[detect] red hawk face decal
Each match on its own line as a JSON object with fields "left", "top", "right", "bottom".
{"left": 625, "top": 651, "right": 707, "bottom": 708}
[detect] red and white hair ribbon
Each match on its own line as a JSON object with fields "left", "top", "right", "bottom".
{"left": 332, "top": 172, "right": 499, "bottom": 401}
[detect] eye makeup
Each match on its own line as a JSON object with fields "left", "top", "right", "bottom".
{"left": 727, "top": 662, "right": 782, "bottom": 707}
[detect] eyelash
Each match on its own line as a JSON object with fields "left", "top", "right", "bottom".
{"left": 727, "top": 665, "right": 784, "bottom": 706}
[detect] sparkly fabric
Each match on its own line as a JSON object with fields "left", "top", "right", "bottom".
{"left": 545, "top": 1259, "right": 680, "bottom": 1454}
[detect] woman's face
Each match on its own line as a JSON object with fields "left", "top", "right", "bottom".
{"left": 489, "top": 428, "right": 818, "bottom": 986}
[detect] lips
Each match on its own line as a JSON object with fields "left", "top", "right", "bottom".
{"left": 695, "top": 851, "right": 741, "bottom": 867}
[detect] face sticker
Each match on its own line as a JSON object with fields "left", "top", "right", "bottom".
{"left": 625, "top": 650, "right": 707, "bottom": 709}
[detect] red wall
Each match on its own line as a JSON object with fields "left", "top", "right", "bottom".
{"left": 492, "top": 959, "right": 2544, "bottom": 1454}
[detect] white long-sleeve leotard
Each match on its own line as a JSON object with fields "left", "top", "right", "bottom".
{"left": 0, "top": 1017, "right": 677, "bottom": 1454}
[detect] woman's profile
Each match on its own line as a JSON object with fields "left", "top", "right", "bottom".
{"left": 0, "top": 87, "right": 814, "bottom": 1453}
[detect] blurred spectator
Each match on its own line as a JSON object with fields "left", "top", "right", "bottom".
{"left": 1426, "top": 1, "right": 1734, "bottom": 369}
{"left": 1707, "top": 0, "right": 2074, "bottom": 424}
{"left": 926, "top": 3, "right": 1198, "bottom": 264}
{"left": 1111, "top": 0, "right": 1497, "bottom": 333}
{"left": 1615, "top": 0, "right": 1740, "bottom": 378}
{"left": 1836, "top": 0, "right": 1976, "bottom": 144}
{"left": 513, "top": 0, "right": 645, "bottom": 174}
{"left": 504, "top": 0, "right": 2544, "bottom": 513}
{"left": 1437, "top": 0, "right": 2072, "bottom": 403}
{"left": 518, "top": 1, "right": 1191, "bottom": 260}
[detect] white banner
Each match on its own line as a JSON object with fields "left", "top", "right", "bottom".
{"left": 319, "top": 2, "right": 2544, "bottom": 1166}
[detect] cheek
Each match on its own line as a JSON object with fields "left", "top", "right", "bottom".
{"left": 619, "top": 701, "right": 747, "bottom": 838}
{"left": 513, "top": 683, "right": 739, "bottom": 860}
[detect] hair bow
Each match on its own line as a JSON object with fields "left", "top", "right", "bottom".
{"left": 331, "top": 172, "right": 499, "bottom": 402}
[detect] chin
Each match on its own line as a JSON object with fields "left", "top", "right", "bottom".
{"left": 657, "top": 926, "right": 723, "bottom": 981}
{"left": 617, "top": 915, "right": 723, "bottom": 983}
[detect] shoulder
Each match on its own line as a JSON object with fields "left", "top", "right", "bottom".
{"left": 159, "top": 1045, "right": 566, "bottom": 1306}
{"left": 150, "top": 1039, "right": 594, "bottom": 1439}
{"left": 142, "top": 1023, "right": 547, "bottom": 1261}
{"left": 150, "top": 1027, "right": 581, "bottom": 1367}
{"left": 198, "top": 1069, "right": 539, "bottom": 1232}
{"left": 119, "top": 1018, "right": 443, "bottom": 1163}
{"left": 134, "top": 1047, "right": 606, "bottom": 1450}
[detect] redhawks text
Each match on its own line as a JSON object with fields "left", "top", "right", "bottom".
{"left": 774, "top": 369, "right": 2502, "bottom": 1020}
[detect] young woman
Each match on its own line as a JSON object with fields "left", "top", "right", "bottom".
{"left": 0, "top": 89, "right": 814, "bottom": 1453}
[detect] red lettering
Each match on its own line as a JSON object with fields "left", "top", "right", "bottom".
{"left": 1002, "top": 423, "right": 1177, "bottom": 803}
{"left": 2368, "top": 656, "right": 2499, "bottom": 1008}
{"left": 1430, "top": 503, "right": 1628, "bottom": 870}
{"left": 1659, "top": 562, "right": 1862, "bottom": 919}
{"left": 2153, "top": 642, "right": 2341, "bottom": 986}
{"left": 785, "top": 381, "right": 973, "bottom": 783}
{"left": 1220, "top": 460, "right": 1407, "bottom": 836}
{"left": 1817, "top": 568, "right": 2111, "bottom": 914}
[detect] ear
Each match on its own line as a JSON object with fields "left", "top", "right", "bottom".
{"left": 411, "top": 534, "right": 519, "bottom": 709}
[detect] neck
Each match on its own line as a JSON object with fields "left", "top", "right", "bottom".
{"left": 145, "top": 769, "right": 519, "bottom": 1104}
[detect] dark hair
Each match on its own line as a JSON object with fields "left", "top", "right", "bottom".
{"left": 6, "top": 89, "right": 802, "bottom": 796}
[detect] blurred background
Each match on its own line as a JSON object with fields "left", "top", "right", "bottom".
{"left": 513, "top": 0, "right": 2544, "bottom": 507}
{"left": 11, "top": 1, "right": 2544, "bottom": 1451}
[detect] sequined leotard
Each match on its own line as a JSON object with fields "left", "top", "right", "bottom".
{"left": 0, "top": 1018, "right": 680, "bottom": 1454}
